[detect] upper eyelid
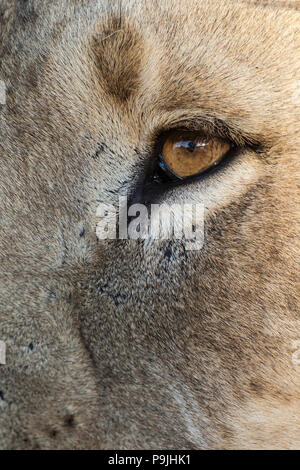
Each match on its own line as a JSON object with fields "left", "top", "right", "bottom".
{"left": 152, "top": 114, "right": 263, "bottom": 149}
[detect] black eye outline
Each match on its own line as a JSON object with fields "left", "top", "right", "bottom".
{"left": 150, "top": 131, "right": 237, "bottom": 186}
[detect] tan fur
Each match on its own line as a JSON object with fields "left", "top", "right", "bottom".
{"left": 0, "top": 0, "right": 300, "bottom": 449}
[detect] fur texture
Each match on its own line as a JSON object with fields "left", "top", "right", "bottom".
{"left": 0, "top": 0, "right": 299, "bottom": 449}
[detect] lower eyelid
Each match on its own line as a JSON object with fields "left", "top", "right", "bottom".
{"left": 141, "top": 145, "right": 241, "bottom": 207}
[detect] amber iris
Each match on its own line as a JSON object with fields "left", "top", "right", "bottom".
{"left": 160, "top": 131, "right": 231, "bottom": 179}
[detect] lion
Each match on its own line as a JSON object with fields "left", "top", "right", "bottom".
{"left": 0, "top": 0, "right": 299, "bottom": 449}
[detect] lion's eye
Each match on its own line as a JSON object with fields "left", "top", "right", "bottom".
{"left": 158, "top": 130, "right": 232, "bottom": 180}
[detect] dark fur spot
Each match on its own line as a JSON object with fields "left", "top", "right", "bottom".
{"left": 249, "top": 380, "right": 264, "bottom": 396}
{"left": 164, "top": 246, "right": 172, "bottom": 260}
{"left": 64, "top": 414, "right": 75, "bottom": 427}
{"left": 0, "top": 390, "right": 4, "bottom": 400}
{"left": 16, "top": 2, "right": 38, "bottom": 26}
{"left": 48, "top": 290, "right": 56, "bottom": 300}
{"left": 91, "top": 143, "right": 106, "bottom": 159}
{"left": 220, "top": 425, "right": 235, "bottom": 440}
{"left": 92, "top": 17, "right": 143, "bottom": 102}
{"left": 25, "top": 63, "right": 38, "bottom": 89}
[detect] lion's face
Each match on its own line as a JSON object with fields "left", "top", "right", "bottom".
{"left": 0, "top": 0, "right": 300, "bottom": 449}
